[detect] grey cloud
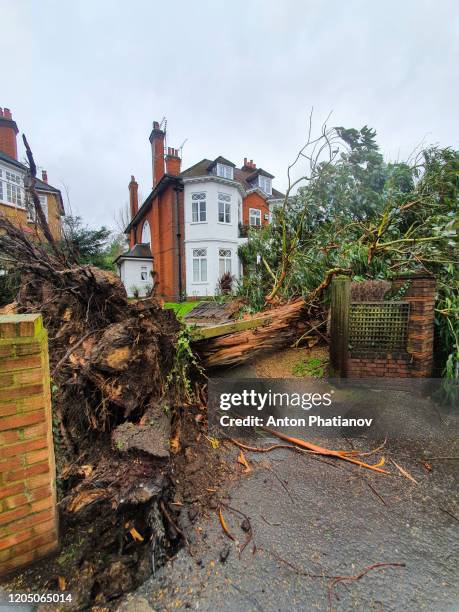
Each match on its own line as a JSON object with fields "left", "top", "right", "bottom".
{"left": 2, "top": 0, "right": 457, "bottom": 228}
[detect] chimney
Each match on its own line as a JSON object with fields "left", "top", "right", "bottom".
{"left": 149, "top": 120, "right": 165, "bottom": 188}
{"left": 242, "top": 158, "right": 256, "bottom": 171}
{"left": 129, "top": 175, "right": 139, "bottom": 219}
{"left": 165, "top": 147, "right": 181, "bottom": 176}
{"left": 0, "top": 107, "right": 19, "bottom": 160}
{"left": 41, "top": 170, "right": 48, "bottom": 184}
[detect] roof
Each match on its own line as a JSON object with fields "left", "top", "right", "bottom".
{"left": 181, "top": 157, "right": 285, "bottom": 199}
{"left": 125, "top": 156, "right": 285, "bottom": 233}
{"left": 206, "top": 156, "right": 236, "bottom": 171}
{"left": 114, "top": 243, "right": 153, "bottom": 264}
{"left": 0, "top": 150, "right": 65, "bottom": 214}
{"left": 0, "top": 150, "right": 24, "bottom": 171}
{"left": 245, "top": 168, "right": 275, "bottom": 181}
{"left": 125, "top": 173, "right": 183, "bottom": 232}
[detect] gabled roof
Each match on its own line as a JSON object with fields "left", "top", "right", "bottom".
{"left": 206, "top": 156, "right": 236, "bottom": 171}
{"left": 126, "top": 156, "right": 285, "bottom": 235}
{"left": 114, "top": 243, "right": 153, "bottom": 264}
{"left": 180, "top": 158, "right": 285, "bottom": 199}
{"left": 180, "top": 158, "right": 213, "bottom": 179}
{"left": 0, "top": 150, "right": 65, "bottom": 214}
{"left": 245, "top": 168, "right": 275, "bottom": 181}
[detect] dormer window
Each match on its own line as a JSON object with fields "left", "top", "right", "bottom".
{"left": 258, "top": 175, "right": 272, "bottom": 195}
{"left": 216, "top": 163, "right": 233, "bottom": 180}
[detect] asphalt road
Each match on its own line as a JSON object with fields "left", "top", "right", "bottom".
{"left": 122, "top": 384, "right": 458, "bottom": 612}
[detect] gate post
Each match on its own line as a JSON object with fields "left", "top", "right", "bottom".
{"left": 0, "top": 314, "right": 59, "bottom": 577}
{"left": 329, "top": 277, "right": 350, "bottom": 377}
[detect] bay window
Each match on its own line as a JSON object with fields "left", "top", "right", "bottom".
{"left": 192, "top": 192, "right": 207, "bottom": 222}
{"left": 5, "top": 170, "right": 24, "bottom": 207}
{"left": 192, "top": 248, "right": 207, "bottom": 282}
{"left": 219, "top": 248, "right": 232, "bottom": 276}
{"left": 218, "top": 192, "right": 231, "bottom": 223}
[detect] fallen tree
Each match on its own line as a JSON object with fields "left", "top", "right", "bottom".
{"left": 237, "top": 127, "right": 458, "bottom": 378}
{"left": 0, "top": 142, "right": 197, "bottom": 608}
{"left": 193, "top": 298, "right": 320, "bottom": 368}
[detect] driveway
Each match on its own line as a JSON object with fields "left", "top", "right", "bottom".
{"left": 121, "top": 377, "right": 458, "bottom": 612}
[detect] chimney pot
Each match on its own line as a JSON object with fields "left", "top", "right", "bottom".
{"left": 149, "top": 121, "right": 166, "bottom": 187}
{"left": 129, "top": 175, "right": 139, "bottom": 220}
{"left": 41, "top": 170, "right": 48, "bottom": 183}
{"left": 0, "top": 106, "right": 18, "bottom": 159}
{"left": 165, "top": 147, "right": 181, "bottom": 175}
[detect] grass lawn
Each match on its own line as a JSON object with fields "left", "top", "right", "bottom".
{"left": 163, "top": 301, "right": 201, "bottom": 319}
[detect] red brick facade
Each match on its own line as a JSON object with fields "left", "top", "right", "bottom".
{"left": 0, "top": 108, "right": 18, "bottom": 160}
{"left": 132, "top": 183, "right": 185, "bottom": 300}
{"left": 125, "top": 121, "right": 281, "bottom": 300}
{"left": 242, "top": 191, "right": 270, "bottom": 227}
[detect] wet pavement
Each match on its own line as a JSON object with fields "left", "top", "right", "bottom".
{"left": 124, "top": 374, "right": 459, "bottom": 612}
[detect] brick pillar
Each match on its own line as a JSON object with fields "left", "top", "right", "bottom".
{"left": 0, "top": 314, "right": 59, "bottom": 577}
{"left": 392, "top": 273, "right": 436, "bottom": 377}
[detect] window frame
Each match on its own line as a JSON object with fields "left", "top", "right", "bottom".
{"left": 141, "top": 220, "right": 150, "bottom": 244}
{"left": 218, "top": 248, "right": 232, "bottom": 276}
{"left": 258, "top": 175, "right": 272, "bottom": 195}
{"left": 192, "top": 247, "right": 208, "bottom": 283}
{"left": 216, "top": 163, "right": 234, "bottom": 180}
{"left": 191, "top": 192, "right": 207, "bottom": 223}
{"left": 0, "top": 167, "right": 26, "bottom": 209}
{"left": 218, "top": 192, "right": 231, "bottom": 224}
{"left": 26, "top": 194, "right": 48, "bottom": 223}
{"left": 249, "top": 208, "right": 262, "bottom": 227}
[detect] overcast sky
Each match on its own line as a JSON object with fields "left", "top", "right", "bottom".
{"left": 2, "top": 0, "right": 458, "bottom": 230}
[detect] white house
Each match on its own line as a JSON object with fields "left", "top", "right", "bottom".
{"left": 121, "top": 121, "right": 284, "bottom": 300}
{"left": 114, "top": 243, "right": 154, "bottom": 298}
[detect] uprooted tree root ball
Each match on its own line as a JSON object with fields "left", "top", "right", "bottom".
{"left": 0, "top": 214, "right": 216, "bottom": 607}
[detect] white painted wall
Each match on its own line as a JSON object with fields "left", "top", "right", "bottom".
{"left": 183, "top": 178, "right": 243, "bottom": 297}
{"left": 118, "top": 258, "right": 153, "bottom": 297}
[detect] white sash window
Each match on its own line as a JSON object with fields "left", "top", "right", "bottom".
{"left": 192, "top": 248, "right": 207, "bottom": 282}
{"left": 219, "top": 248, "right": 232, "bottom": 276}
{"left": 192, "top": 192, "right": 207, "bottom": 222}
{"left": 218, "top": 193, "right": 231, "bottom": 223}
{"left": 249, "top": 208, "right": 261, "bottom": 226}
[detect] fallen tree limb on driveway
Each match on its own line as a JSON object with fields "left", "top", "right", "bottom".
{"left": 233, "top": 428, "right": 390, "bottom": 474}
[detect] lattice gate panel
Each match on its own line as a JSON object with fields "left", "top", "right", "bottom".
{"left": 349, "top": 302, "right": 410, "bottom": 350}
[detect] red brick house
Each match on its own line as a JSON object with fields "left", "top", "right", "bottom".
{"left": 117, "top": 121, "right": 284, "bottom": 299}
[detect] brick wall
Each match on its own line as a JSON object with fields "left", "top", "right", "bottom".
{"left": 347, "top": 274, "right": 436, "bottom": 378}
{"left": 0, "top": 314, "right": 59, "bottom": 577}
{"left": 242, "top": 191, "right": 270, "bottom": 226}
{"left": 0, "top": 194, "right": 63, "bottom": 242}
